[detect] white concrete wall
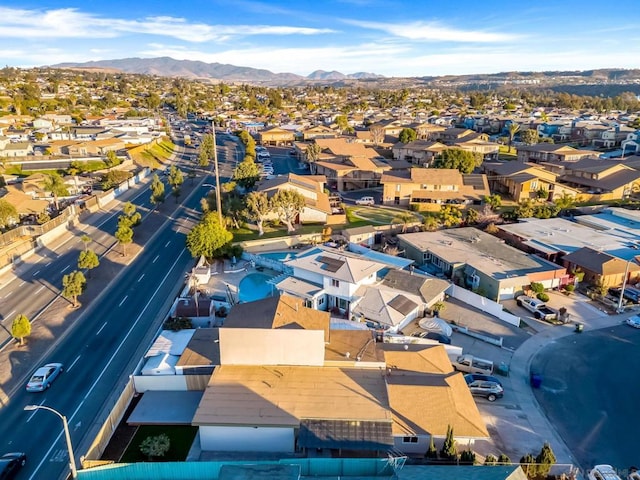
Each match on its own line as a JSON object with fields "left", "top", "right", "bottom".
{"left": 199, "top": 425, "right": 294, "bottom": 452}
{"left": 447, "top": 284, "right": 520, "bottom": 327}
{"left": 133, "top": 374, "right": 188, "bottom": 392}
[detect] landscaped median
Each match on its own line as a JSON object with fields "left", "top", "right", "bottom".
{"left": 127, "top": 137, "right": 176, "bottom": 168}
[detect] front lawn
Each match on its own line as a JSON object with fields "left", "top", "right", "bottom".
{"left": 120, "top": 425, "right": 198, "bottom": 462}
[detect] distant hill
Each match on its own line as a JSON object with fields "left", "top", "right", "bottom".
{"left": 50, "top": 57, "right": 384, "bottom": 85}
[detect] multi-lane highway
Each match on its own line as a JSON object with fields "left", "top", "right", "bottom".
{"left": 0, "top": 128, "right": 236, "bottom": 479}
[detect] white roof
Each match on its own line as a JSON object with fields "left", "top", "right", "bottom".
{"left": 145, "top": 329, "right": 195, "bottom": 358}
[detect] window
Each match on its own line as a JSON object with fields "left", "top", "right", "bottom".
{"left": 318, "top": 296, "right": 326, "bottom": 306}
{"left": 530, "top": 181, "right": 538, "bottom": 190}
{"left": 396, "top": 184, "right": 401, "bottom": 192}
{"left": 423, "top": 252, "right": 431, "bottom": 261}
{"left": 331, "top": 279, "right": 339, "bottom": 288}
{"left": 402, "top": 436, "right": 418, "bottom": 444}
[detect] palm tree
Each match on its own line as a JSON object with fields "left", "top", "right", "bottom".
{"left": 507, "top": 123, "right": 520, "bottom": 153}
{"left": 42, "top": 173, "right": 68, "bottom": 211}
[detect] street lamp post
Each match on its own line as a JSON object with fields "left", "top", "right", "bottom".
{"left": 24, "top": 405, "right": 78, "bottom": 479}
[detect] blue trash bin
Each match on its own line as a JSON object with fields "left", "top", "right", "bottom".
{"left": 530, "top": 373, "right": 542, "bottom": 389}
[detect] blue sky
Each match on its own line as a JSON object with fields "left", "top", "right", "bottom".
{"left": 1, "top": 0, "right": 639, "bottom": 77}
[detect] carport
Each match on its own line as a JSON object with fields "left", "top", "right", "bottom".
{"left": 127, "top": 391, "right": 203, "bottom": 425}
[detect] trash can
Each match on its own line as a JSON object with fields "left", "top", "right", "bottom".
{"left": 575, "top": 323, "right": 584, "bottom": 333}
{"left": 496, "top": 362, "right": 510, "bottom": 377}
{"left": 530, "top": 373, "right": 542, "bottom": 389}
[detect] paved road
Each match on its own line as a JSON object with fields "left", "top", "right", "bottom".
{"left": 0, "top": 133, "right": 229, "bottom": 479}
{"left": 531, "top": 322, "right": 640, "bottom": 471}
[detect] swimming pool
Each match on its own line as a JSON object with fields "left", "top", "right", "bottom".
{"left": 257, "top": 251, "right": 298, "bottom": 262}
{"left": 238, "top": 273, "right": 276, "bottom": 303}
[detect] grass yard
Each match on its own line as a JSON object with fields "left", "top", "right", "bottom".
{"left": 120, "top": 425, "right": 198, "bottom": 463}
{"left": 129, "top": 138, "right": 176, "bottom": 168}
{"left": 347, "top": 206, "right": 421, "bottom": 225}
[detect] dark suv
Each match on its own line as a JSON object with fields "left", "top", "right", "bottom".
{"left": 0, "top": 453, "right": 26, "bottom": 480}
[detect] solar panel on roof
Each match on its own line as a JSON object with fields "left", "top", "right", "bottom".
{"left": 462, "top": 175, "right": 486, "bottom": 190}
{"left": 387, "top": 295, "right": 418, "bottom": 316}
{"left": 317, "top": 255, "right": 345, "bottom": 272}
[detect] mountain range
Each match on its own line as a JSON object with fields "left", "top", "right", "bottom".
{"left": 51, "top": 57, "right": 383, "bottom": 85}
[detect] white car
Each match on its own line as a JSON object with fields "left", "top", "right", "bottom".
{"left": 626, "top": 315, "right": 640, "bottom": 328}
{"left": 26, "top": 363, "right": 64, "bottom": 392}
{"left": 355, "top": 196, "right": 375, "bottom": 206}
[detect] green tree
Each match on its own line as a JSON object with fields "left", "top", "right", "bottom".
{"left": 77, "top": 249, "right": 100, "bottom": 277}
{"left": 246, "top": 191, "right": 270, "bottom": 236}
{"left": 119, "top": 201, "right": 141, "bottom": 227}
{"left": 497, "top": 454, "right": 511, "bottom": 465}
{"left": 115, "top": 224, "right": 133, "bottom": 256}
{"left": 553, "top": 192, "right": 577, "bottom": 211}
{"left": 519, "top": 453, "right": 536, "bottom": 479}
{"left": 0, "top": 199, "right": 18, "bottom": 229}
{"left": 484, "top": 454, "right": 498, "bottom": 465}
{"left": 198, "top": 149, "right": 210, "bottom": 168}
{"left": 534, "top": 442, "right": 556, "bottom": 479}
{"left": 440, "top": 424, "right": 458, "bottom": 460}
{"left": 438, "top": 205, "right": 463, "bottom": 227}
{"left": 199, "top": 133, "right": 215, "bottom": 166}
{"left": 104, "top": 150, "right": 119, "bottom": 168}
{"left": 186, "top": 212, "right": 233, "bottom": 259}
{"left": 11, "top": 314, "right": 31, "bottom": 346}
{"left": 507, "top": 123, "right": 520, "bottom": 152}
{"left": 483, "top": 194, "right": 502, "bottom": 211}
{"left": 62, "top": 270, "right": 86, "bottom": 308}
{"left": 398, "top": 127, "right": 417, "bottom": 144}
{"left": 150, "top": 174, "right": 165, "bottom": 208}
{"left": 42, "top": 173, "right": 69, "bottom": 211}
{"left": 168, "top": 166, "right": 184, "bottom": 203}
{"left": 464, "top": 208, "right": 479, "bottom": 225}
{"left": 335, "top": 114, "right": 351, "bottom": 134}
{"left": 305, "top": 142, "right": 321, "bottom": 173}
{"left": 425, "top": 436, "right": 438, "bottom": 459}
{"left": 422, "top": 215, "right": 439, "bottom": 232}
{"left": 139, "top": 433, "right": 170, "bottom": 460}
{"left": 233, "top": 158, "right": 260, "bottom": 189}
{"left": 520, "top": 129, "right": 539, "bottom": 145}
{"left": 392, "top": 211, "right": 416, "bottom": 233}
{"left": 460, "top": 448, "right": 476, "bottom": 465}
{"left": 271, "top": 189, "right": 306, "bottom": 233}
{"left": 434, "top": 148, "right": 480, "bottom": 174}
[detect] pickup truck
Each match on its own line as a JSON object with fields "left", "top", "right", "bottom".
{"left": 451, "top": 354, "right": 494, "bottom": 374}
{"left": 516, "top": 295, "right": 558, "bottom": 321}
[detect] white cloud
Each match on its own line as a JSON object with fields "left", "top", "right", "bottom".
{"left": 0, "top": 7, "right": 334, "bottom": 42}
{"left": 343, "top": 19, "right": 520, "bottom": 43}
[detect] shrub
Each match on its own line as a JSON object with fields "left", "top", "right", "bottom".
{"left": 440, "top": 425, "right": 458, "bottom": 460}
{"left": 163, "top": 317, "right": 193, "bottom": 331}
{"left": 564, "top": 284, "right": 575, "bottom": 293}
{"left": 497, "top": 453, "right": 511, "bottom": 465}
{"left": 460, "top": 448, "right": 476, "bottom": 464}
{"left": 536, "top": 292, "right": 550, "bottom": 302}
{"left": 530, "top": 282, "right": 545, "bottom": 294}
{"left": 139, "top": 433, "right": 170, "bottom": 460}
{"left": 484, "top": 454, "right": 498, "bottom": 465}
{"left": 425, "top": 436, "right": 438, "bottom": 459}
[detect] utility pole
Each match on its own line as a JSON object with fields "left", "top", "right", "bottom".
{"left": 212, "top": 120, "right": 223, "bottom": 225}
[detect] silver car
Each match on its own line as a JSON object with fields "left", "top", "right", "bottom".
{"left": 467, "top": 380, "right": 504, "bottom": 402}
{"left": 26, "top": 363, "right": 64, "bottom": 392}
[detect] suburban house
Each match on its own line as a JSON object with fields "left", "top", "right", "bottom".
{"left": 561, "top": 247, "right": 640, "bottom": 288}
{"left": 274, "top": 246, "right": 390, "bottom": 316}
{"left": 380, "top": 168, "right": 490, "bottom": 211}
{"left": 64, "top": 138, "right": 126, "bottom": 156}
{"left": 516, "top": 144, "right": 601, "bottom": 163}
{"left": 621, "top": 129, "right": 640, "bottom": 156}
{"left": 483, "top": 162, "right": 580, "bottom": 202}
{"left": 451, "top": 135, "right": 500, "bottom": 160}
{"left": 258, "top": 126, "right": 296, "bottom": 146}
{"left": 496, "top": 215, "right": 640, "bottom": 274}
{"left": 311, "top": 138, "right": 391, "bottom": 192}
{"left": 398, "top": 227, "right": 567, "bottom": 299}
{"left": 0, "top": 186, "right": 50, "bottom": 219}
{"left": 0, "top": 142, "right": 33, "bottom": 157}
{"left": 255, "top": 173, "right": 344, "bottom": 225}
{"left": 392, "top": 140, "right": 447, "bottom": 166}
{"left": 191, "top": 294, "right": 488, "bottom": 455}
{"left": 302, "top": 125, "right": 338, "bottom": 140}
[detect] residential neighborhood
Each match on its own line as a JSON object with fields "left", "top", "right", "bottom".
{"left": 1, "top": 61, "right": 640, "bottom": 480}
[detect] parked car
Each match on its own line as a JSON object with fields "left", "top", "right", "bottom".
{"left": 626, "top": 315, "right": 640, "bottom": 329}
{"left": 464, "top": 373, "right": 503, "bottom": 387}
{"left": 0, "top": 452, "right": 27, "bottom": 479}
{"left": 516, "top": 295, "right": 558, "bottom": 321}
{"left": 451, "top": 354, "right": 494, "bottom": 374}
{"left": 355, "top": 196, "right": 375, "bottom": 206}
{"left": 467, "top": 380, "right": 504, "bottom": 402}
{"left": 587, "top": 465, "right": 623, "bottom": 480}
{"left": 26, "top": 363, "right": 64, "bottom": 392}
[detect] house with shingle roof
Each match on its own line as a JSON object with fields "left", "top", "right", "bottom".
{"left": 516, "top": 143, "right": 600, "bottom": 163}
{"left": 392, "top": 140, "right": 447, "bottom": 167}
{"left": 562, "top": 247, "right": 640, "bottom": 288}
{"left": 380, "top": 167, "right": 490, "bottom": 211}
{"left": 190, "top": 294, "right": 488, "bottom": 455}
{"left": 258, "top": 126, "right": 296, "bottom": 146}
{"left": 311, "top": 138, "right": 391, "bottom": 191}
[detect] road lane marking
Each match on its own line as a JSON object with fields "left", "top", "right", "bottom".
{"left": 26, "top": 399, "right": 46, "bottom": 423}
{"left": 6, "top": 310, "right": 15, "bottom": 319}
{"left": 68, "top": 355, "right": 82, "bottom": 371}
{"left": 152, "top": 255, "right": 159, "bottom": 263}
{"left": 118, "top": 295, "right": 128, "bottom": 307}
{"left": 33, "top": 270, "right": 40, "bottom": 276}
{"left": 165, "top": 241, "right": 171, "bottom": 247}
{"left": 96, "top": 322, "right": 107, "bottom": 336}
{"left": 137, "top": 274, "right": 145, "bottom": 282}
{"left": 3, "top": 291, "right": 11, "bottom": 298}
{"left": 35, "top": 285, "right": 45, "bottom": 293}
{"left": 61, "top": 265, "right": 71, "bottom": 273}
{"left": 19, "top": 281, "right": 25, "bottom": 286}
{"left": 46, "top": 262, "right": 52, "bottom": 266}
